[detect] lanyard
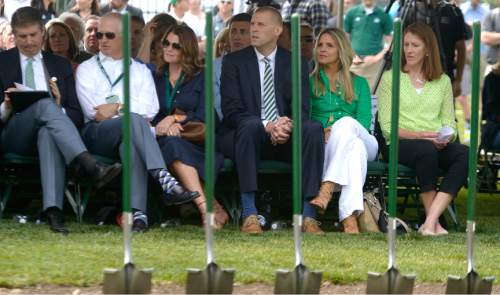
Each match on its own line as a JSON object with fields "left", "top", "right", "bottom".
{"left": 165, "top": 71, "right": 184, "bottom": 114}
{"left": 96, "top": 55, "right": 124, "bottom": 90}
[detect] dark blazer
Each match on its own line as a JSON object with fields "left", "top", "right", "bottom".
{"left": 220, "top": 46, "right": 310, "bottom": 129}
{"left": 152, "top": 71, "right": 205, "bottom": 126}
{"left": 100, "top": 4, "right": 144, "bottom": 19}
{"left": 0, "top": 48, "right": 84, "bottom": 128}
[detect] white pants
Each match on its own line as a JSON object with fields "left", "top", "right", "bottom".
{"left": 322, "top": 117, "right": 378, "bottom": 221}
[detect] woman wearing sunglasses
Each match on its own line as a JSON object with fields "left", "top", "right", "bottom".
{"left": 152, "top": 24, "right": 229, "bottom": 229}
{"left": 308, "top": 28, "right": 378, "bottom": 233}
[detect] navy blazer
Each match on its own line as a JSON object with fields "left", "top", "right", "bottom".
{"left": 152, "top": 71, "right": 205, "bottom": 127}
{"left": 220, "top": 46, "right": 310, "bottom": 129}
{"left": 0, "top": 48, "right": 84, "bottom": 129}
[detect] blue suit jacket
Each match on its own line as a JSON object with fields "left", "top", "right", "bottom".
{"left": 220, "top": 46, "right": 310, "bottom": 129}
{"left": 0, "top": 48, "right": 84, "bottom": 129}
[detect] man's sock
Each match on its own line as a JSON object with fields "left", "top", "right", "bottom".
{"left": 150, "top": 168, "right": 178, "bottom": 194}
{"left": 241, "top": 192, "right": 257, "bottom": 219}
{"left": 303, "top": 199, "right": 317, "bottom": 219}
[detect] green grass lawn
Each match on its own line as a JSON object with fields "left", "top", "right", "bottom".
{"left": 0, "top": 190, "right": 499, "bottom": 288}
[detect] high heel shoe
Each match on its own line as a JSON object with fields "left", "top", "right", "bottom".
{"left": 310, "top": 181, "right": 335, "bottom": 214}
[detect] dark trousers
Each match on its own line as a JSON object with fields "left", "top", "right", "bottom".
{"left": 397, "top": 139, "right": 468, "bottom": 196}
{"left": 234, "top": 117, "right": 324, "bottom": 198}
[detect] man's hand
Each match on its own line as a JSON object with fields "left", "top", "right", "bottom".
{"left": 48, "top": 79, "right": 61, "bottom": 106}
{"left": 452, "top": 79, "right": 462, "bottom": 98}
{"left": 430, "top": 138, "right": 448, "bottom": 150}
{"left": 268, "top": 117, "right": 292, "bottom": 145}
{"left": 353, "top": 55, "right": 364, "bottom": 65}
{"left": 3, "top": 87, "right": 17, "bottom": 110}
{"left": 419, "top": 131, "right": 438, "bottom": 140}
{"left": 94, "top": 103, "right": 119, "bottom": 122}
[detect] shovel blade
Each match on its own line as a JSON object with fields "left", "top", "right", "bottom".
{"left": 274, "top": 264, "right": 323, "bottom": 294}
{"left": 366, "top": 267, "right": 415, "bottom": 294}
{"left": 446, "top": 271, "right": 495, "bottom": 294}
{"left": 103, "top": 263, "right": 153, "bottom": 294}
{"left": 186, "top": 262, "right": 235, "bottom": 294}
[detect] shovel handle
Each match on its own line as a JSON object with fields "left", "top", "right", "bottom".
{"left": 121, "top": 13, "right": 131, "bottom": 214}
{"left": 291, "top": 14, "right": 302, "bottom": 215}
{"left": 387, "top": 19, "right": 401, "bottom": 218}
{"left": 467, "top": 22, "right": 480, "bottom": 222}
{"left": 205, "top": 10, "right": 214, "bottom": 214}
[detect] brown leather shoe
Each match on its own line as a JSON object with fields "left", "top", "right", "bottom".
{"left": 342, "top": 215, "right": 360, "bottom": 234}
{"left": 241, "top": 215, "right": 263, "bottom": 234}
{"left": 310, "top": 181, "right": 335, "bottom": 214}
{"left": 302, "top": 217, "right": 325, "bottom": 235}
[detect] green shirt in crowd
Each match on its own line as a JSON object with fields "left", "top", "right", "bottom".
{"left": 377, "top": 71, "right": 457, "bottom": 144}
{"left": 310, "top": 69, "right": 372, "bottom": 131}
{"left": 344, "top": 5, "right": 393, "bottom": 56}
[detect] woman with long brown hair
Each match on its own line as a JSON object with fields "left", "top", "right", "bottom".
{"left": 70, "top": 0, "right": 100, "bottom": 19}
{"left": 152, "top": 24, "right": 229, "bottom": 229}
{"left": 377, "top": 22, "right": 468, "bottom": 236}
{"left": 308, "top": 28, "right": 377, "bottom": 233}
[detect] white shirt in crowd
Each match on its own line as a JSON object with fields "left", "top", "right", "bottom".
{"left": 75, "top": 52, "right": 159, "bottom": 123}
{"left": 4, "top": 0, "right": 31, "bottom": 21}
{"left": 182, "top": 11, "right": 205, "bottom": 38}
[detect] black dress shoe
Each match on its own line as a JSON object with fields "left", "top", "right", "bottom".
{"left": 163, "top": 185, "right": 200, "bottom": 206}
{"left": 45, "top": 208, "right": 69, "bottom": 235}
{"left": 93, "top": 162, "right": 122, "bottom": 189}
{"left": 132, "top": 219, "right": 148, "bottom": 232}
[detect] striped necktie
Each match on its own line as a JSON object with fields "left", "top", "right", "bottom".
{"left": 25, "top": 57, "right": 36, "bottom": 90}
{"left": 262, "top": 57, "right": 278, "bottom": 122}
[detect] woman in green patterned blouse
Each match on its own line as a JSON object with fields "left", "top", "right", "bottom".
{"left": 308, "top": 28, "right": 378, "bottom": 233}
{"left": 377, "top": 23, "right": 468, "bottom": 236}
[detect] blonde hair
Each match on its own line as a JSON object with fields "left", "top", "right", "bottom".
{"left": 311, "top": 28, "right": 356, "bottom": 103}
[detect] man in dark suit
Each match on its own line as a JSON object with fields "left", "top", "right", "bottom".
{"left": 221, "top": 7, "right": 325, "bottom": 234}
{"left": 100, "top": 0, "right": 143, "bottom": 20}
{"left": 0, "top": 7, "right": 121, "bottom": 234}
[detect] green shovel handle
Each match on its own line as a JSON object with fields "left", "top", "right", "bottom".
{"left": 388, "top": 19, "right": 401, "bottom": 218}
{"left": 205, "top": 11, "right": 214, "bottom": 214}
{"left": 291, "top": 14, "right": 302, "bottom": 215}
{"left": 122, "top": 13, "right": 131, "bottom": 214}
{"left": 467, "top": 22, "right": 481, "bottom": 222}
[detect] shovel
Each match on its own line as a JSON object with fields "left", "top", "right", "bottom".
{"left": 186, "top": 11, "right": 235, "bottom": 294}
{"left": 103, "top": 13, "right": 153, "bottom": 294}
{"left": 445, "top": 22, "right": 495, "bottom": 294}
{"left": 274, "top": 14, "right": 322, "bottom": 294}
{"left": 366, "top": 19, "right": 415, "bottom": 294}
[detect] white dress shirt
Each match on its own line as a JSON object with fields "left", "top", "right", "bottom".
{"left": 75, "top": 52, "right": 159, "bottom": 123}
{"left": 20, "top": 52, "right": 49, "bottom": 91}
{"left": 254, "top": 46, "right": 278, "bottom": 126}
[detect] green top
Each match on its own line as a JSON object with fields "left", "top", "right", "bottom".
{"left": 377, "top": 71, "right": 457, "bottom": 144}
{"left": 310, "top": 69, "right": 372, "bottom": 131}
{"left": 344, "top": 5, "right": 393, "bottom": 56}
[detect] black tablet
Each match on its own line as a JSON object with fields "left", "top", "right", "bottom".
{"left": 7, "top": 91, "right": 51, "bottom": 112}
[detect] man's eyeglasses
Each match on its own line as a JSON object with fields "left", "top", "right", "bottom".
{"left": 96, "top": 32, "right": 116, "bottom": 40}
{"left": 162, "top": 39, "right": 182, "bottom": 50}
{"left": 220, "top": 0, "right": 232, "bottom": 4}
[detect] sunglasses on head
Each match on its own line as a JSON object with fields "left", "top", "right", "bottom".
{"left": 162, "top": 39, "right": 182, "bottom": 50}
{"left": 96, "top": 32, "right": 116, "bottom": 40}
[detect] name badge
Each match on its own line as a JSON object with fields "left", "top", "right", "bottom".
{"left": 105, "top": 94, "right": 120, "bottom": 104}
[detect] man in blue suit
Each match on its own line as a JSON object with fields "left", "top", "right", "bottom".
{"left": 0, "top": 7, "right": 121, "bottom": 234}
{"left": 221, "top": 7, "right": 325, "bottom": 234}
